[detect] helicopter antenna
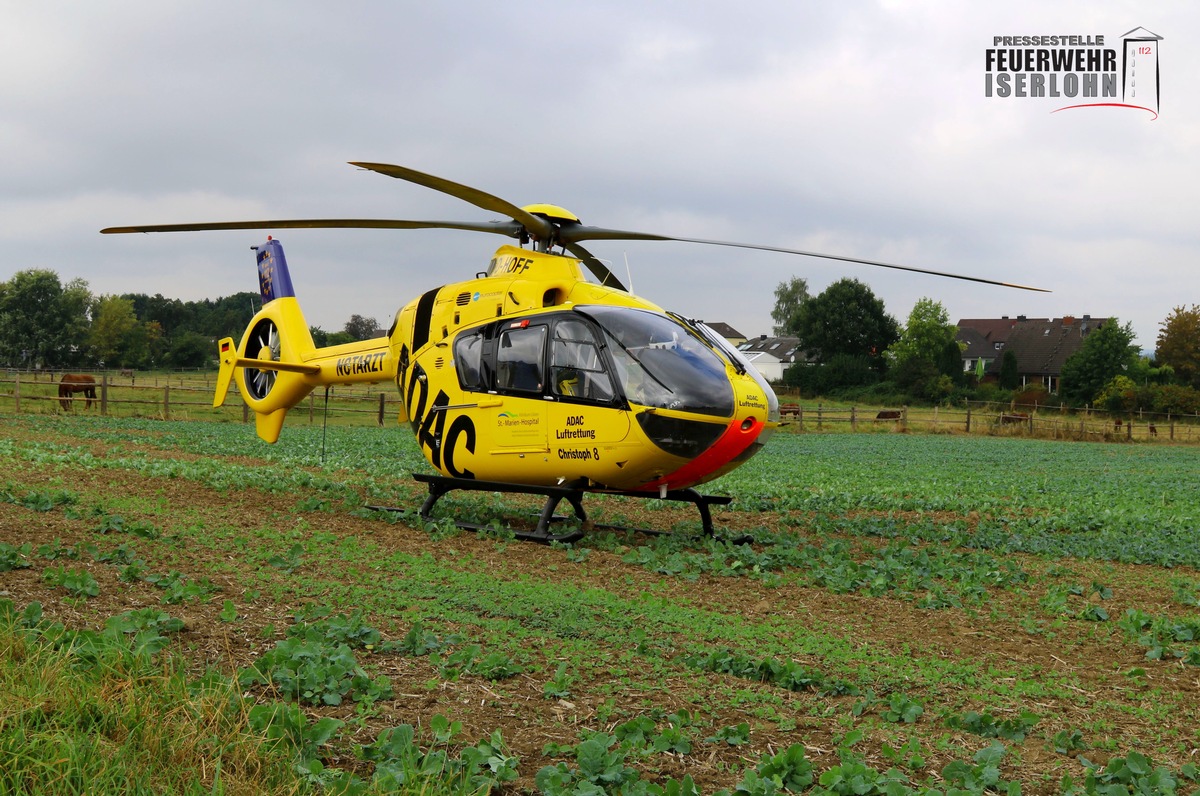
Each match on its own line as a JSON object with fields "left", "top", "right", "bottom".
{"left": 623, "top": 253, "right": 634, "bottom": 294}
{"left": 320, "top": 386, "right": 330, "bottom": 466}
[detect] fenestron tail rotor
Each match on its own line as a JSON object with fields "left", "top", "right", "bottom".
{"left": 101, "top": 161, "right": 1050, "bottom": 293}
{"left": 245, "top": 318, "right": 281, "bottom": 400}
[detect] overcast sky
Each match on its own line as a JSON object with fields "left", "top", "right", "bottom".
{"left": 2, "top": 1, "right": 1194, "bottom": 350}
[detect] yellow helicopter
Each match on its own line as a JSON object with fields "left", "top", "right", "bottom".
{"left": 103, "top": 162, "right": 1046, "bottom": 541}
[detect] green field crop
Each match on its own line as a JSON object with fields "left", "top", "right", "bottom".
{"left": 1, "top": 413, "right": 1199, "bottom": 794}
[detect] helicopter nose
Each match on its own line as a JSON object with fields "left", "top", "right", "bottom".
{"left": 639, "top": 408, "right": 767, "bottom": 493}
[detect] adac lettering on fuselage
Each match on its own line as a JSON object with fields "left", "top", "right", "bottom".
{"left": 556, "top": 427, "right": 596, "bottom": 440}
{"left": 556, "top": 415, "right": 596, "bottom": 440}
{"left": 336, "top": 352, "right": 387, "bottom": 377}
{"left": 406, "top": 364, "right": 476, "bottom": 479}
{"left": 489, "top": 254, "right": 535, "bottom": 275}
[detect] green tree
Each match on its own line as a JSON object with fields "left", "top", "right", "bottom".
{"left": 60, "top": 279, "right": 94, "bottom": 366}
{"left": 125, "top": 293, "right": 193, "bottom": 339}
{"left": 90, "top": 295, "right": 140, "bottom": 366}
{"left": 938, "top": 338, "right": 966, "bottom": 383}
{"left": 1155, "top": 304, "right": 1200, "bottom": 388}
{"left": 783, "top": 353, "right": 878, "bottom": 395}
{"left": 886, "top": 298, "right": 957, "bottom": 367}
{"left": 1097, "top": 375, "right": 1138, "bottom": 412}
{"left": 191, "top": 292, "right": 258, "bottom": 338}
{"left": 344, "top": 314, "right": 379, "bottom": 341}
{"left": 770, "top": 276, "right": 810, "bottom": 336}
{"left": 891, "top": 355, "right": 940, "bottom": 397}
{"left": 164, "top": 331, "right": 213, "bottom": 368}
{"left": 130, "top": 321, "right": 162, "bottom": 369}
{"left": 1059, "top": 319, "right": 1139, "bottom": 406}
{"left": 0, "top": 269, "right": 93, "bottom": 367}
{"left": 998, "top": 349, "right": 1019, "bottom": 390}
{"left": 793, "top": 278, "right": 898, "bottom": 366}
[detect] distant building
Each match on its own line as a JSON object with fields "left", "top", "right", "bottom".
{"left": 956, "top": 315, "right": 1033, "bottom": 375}
{"left": 705, "top": 322, "right": 747, "bottom": 347}
{"left": 956, "top": 326, "right": 994, "bottom": 377}
{"left": 957, "top": 315, "right": 1107, "bottom": 392}
{"left": 736, "top": 335, "right": 805, "bottom": 382}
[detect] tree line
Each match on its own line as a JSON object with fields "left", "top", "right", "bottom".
{"left": 0, "top": 269, "right": 379, "bottom": 370}
{"left": 770, "top": 276, "right": 1200, "bottom": 413}
{"left": 5, "top": 264, "right": 1197, "bottom": 416}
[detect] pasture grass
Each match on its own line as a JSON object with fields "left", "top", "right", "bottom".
{"left": 0, "top": 608, "right": 303, "bottom": 795}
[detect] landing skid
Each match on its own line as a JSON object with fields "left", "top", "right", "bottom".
{"left": 369, "top": 473, "right": 734, "bottom": 544}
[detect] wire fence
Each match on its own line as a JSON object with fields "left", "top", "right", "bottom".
{"left": 0, "top": 370, "right": 399, "bottom": 427}
{"left": 5, "top": 370, "right": 1198, "bottom": 444}
{"left": 777, "top": 401, "right": 1200, "bottom": 443}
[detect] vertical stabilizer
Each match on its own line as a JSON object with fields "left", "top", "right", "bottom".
{"left": 256, "top": 238, "right": 296, "bottom": 303}
{"left": 255, "top": 408, "right": 290, "bottom": 444}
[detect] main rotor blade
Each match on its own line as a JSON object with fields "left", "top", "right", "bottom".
{"left": 101, "top": 218, "right": 525, "bottom": 236}
{"left": 562, "top": 241, "right": 625, "bottom": 291}
{"left": 558, "top": 226, "right": 1050, "bottom": 292}
{"left": 350, "top": 162, "right": 556, "bottom": 242}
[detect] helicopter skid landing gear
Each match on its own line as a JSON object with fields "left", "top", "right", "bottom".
{"left": 394, "top": 473, "right": 732, "bottom": 545}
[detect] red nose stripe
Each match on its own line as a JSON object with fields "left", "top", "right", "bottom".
{"left": 640, "top": 417, "right": 763, "bottom": 492}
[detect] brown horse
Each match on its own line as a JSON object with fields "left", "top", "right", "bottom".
{"left": 59, "top": 374, "right": 97, "bottom": 411}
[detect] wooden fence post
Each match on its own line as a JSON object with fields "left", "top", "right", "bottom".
{"left": 817, "top": 403, "right": 823, "bottom": 431}
{"left": 797, "top": 406, "right": 804, "bottom": 431}
{"left": 13, "top": 373, "right": 19, "bottom": 413}
{"left": 101, "top": 375, "right": 109, "bottom": 416}
{"left": 378, "top": 393, "right": 386, "bottom": 426}
{"left": 164, "top": 384, "right": 170, "bottom": 420}
{"left": 965, "top": 406, "right": 972, "bottom": 433}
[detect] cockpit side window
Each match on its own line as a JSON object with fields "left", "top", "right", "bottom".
{"left": 550, "top": 318, "right": 616, "bottom": 403}
{"left": 453, "top": 331, "right": 488, "bottom": 391}
{"left": 496, "top": 325, "right": 547, "bottom": 393}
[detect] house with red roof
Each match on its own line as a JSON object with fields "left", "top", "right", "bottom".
{"left": 957, "top": 315, "right": 1107, "bottom": 392}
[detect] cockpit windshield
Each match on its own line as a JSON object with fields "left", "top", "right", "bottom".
{"left": 690, "top": 317, "right": 781, "bottom": 424}
{"left": 580, "top": 306, "right": 734, "bottom": 418}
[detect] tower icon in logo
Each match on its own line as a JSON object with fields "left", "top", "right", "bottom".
{"left": 1121, "top": 27, "right": 1162, "bottom": 114}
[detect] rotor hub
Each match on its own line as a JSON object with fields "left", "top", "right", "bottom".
{"left": 521, "top": 204, "right": 580, "bottom": 225}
